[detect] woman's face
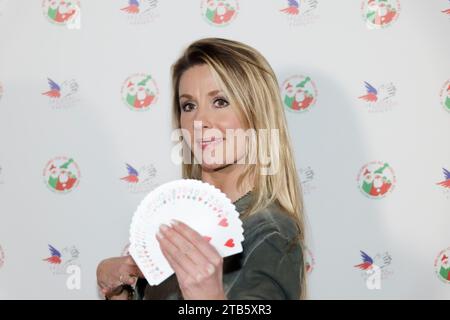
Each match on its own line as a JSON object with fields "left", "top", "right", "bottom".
{"left": 178, "top": 64, "right": 247, "bottom": 171}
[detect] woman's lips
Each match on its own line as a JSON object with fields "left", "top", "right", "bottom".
{"left": 196, "top": 137, "right": 224, "bottom": 150}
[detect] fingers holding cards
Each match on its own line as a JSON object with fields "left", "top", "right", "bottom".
{"left": 156, "top": 222, "right": 217, "bottom": 281}
{"left": 129, "top": 179, "right": 244, "bottom": 286}
{"left": 170, "top": 220, "right": 222, "bottom": 261}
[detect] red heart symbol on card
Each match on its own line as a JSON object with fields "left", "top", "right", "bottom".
{"left": 224, "top": 239, "right": 235, "bottom": 248}
{"left": 218, "top": 218, "right": 228, "bottom": 227}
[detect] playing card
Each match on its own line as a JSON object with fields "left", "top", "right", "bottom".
{"left": 129, "top": 179, "right": 244, "bottom": 286}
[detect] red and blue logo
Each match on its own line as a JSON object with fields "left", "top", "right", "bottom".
{"left": 358, "top": 81, "right": 396, "bottom": 112}
{"left": 43, "top": 244, "right": 80, "bottom": 275}
{"left": 42, "top": 78, "right": 79, "bottom": 109}
{"left": 120, "top": 0, "right": 159, "bottom": 24}
{"left": 120, "top": 163, "right": 159, "bottom": 193}
{"left": 279, "top": 0, "right": 319, "bottom": 27}
{"left": 354, "top": 250, "right": 393, "bottom": 289}
{"left": 436, "top": 167, "right": 450, "bottom": 198}
{"left": 43, "top": 244, "right": 62, "bottom": 265}
{"left": 436, "top": 168, "right": 450, "bottom": 189}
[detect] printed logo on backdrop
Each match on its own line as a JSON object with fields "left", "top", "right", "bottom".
{"left": 121, "top": 74, "right": 159, "bottom": 111}
{"left": 42, "top": 0, "right": 81, "bottom": 29}
{"left": 361, "top": 0, "right": 400, "bottom": 30}
{"left": 200, "top": 0, "right": 239, "bottom": 27}
{"left": 120, "top": 163, "right": 159, "bottom": 193}
{"left": 279, "top": 0, "right": 319, "bottom": 27}
{"left": 436, "top": 168, "right": 450, "bottom": 199}
{"left": 120, "top": 0, "right": 160, "bottom": 25}
{"left": 281, "top": 75, "right": 318, "bottom": 113}
{"left": 43, "top": 244, "right": 81, "bottom": 289}
{"left": 354, "top": 250, "right": 393, "bottom": 289}
{"left": 440, "top": 80, "right": 450, "bottom": 113}
{"left": 434, "top": 247, "right": 450, "bottom": 284}
{"left": 41, "top": 78, "right": 79, "bottom": 109}
{"left": 43, "top": 157, "right": 80, "bottom": 194}
{"left": 358, "top": 81, "right": 397, "bottom": 113}
{"left": 304, "top": 247, "right": 315, "bottom": 275}
{"left": 0, "top": 244, "right": 5, "bottom": 270}
{"left": 298, "top": 166, "right": 317, "bottom": 195}
{"left": 43, "top": 244, "right": 79, "bottom": 274}
{"left": 357, "top": 161, "right": 396, "bottom": 199}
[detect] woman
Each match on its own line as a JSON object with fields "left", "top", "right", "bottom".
{"left": 97, "top": 38, "right": 306, "bottom": 300}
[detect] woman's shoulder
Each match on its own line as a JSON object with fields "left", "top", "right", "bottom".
{"left": 240, "top": 202, "right": 299, "bottom": 250}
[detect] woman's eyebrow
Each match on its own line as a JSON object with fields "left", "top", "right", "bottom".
{"left": 207, "top": 90, "right": 222, "bottom": 97}
{"left": 179, "top": 90, "right": 223, "bottom": 100}
{"left": 179, "top": 93, "right": 193, "bottom": 100}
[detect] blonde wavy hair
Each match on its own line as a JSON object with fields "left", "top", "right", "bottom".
{"left": 171, "top": 38, "right": 306, "bottom": 299}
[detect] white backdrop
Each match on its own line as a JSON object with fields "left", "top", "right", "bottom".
{"left": 0, "top": 0, "right": 449, "bottom": 299}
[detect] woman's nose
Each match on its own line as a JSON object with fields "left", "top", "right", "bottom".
{"left": 193, "top": 104, "right": 213, "bottom": 128}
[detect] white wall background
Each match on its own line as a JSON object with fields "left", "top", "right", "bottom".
{"left": 0, "top": 0, "right": 449, "bottom": 299}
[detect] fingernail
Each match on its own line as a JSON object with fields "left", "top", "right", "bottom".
{"left": 160, "top": 224, "right": 169, "bottom": 232}
{"left": 156, "top": 231, "right": 164, "bottom": 239}
{"left": 170, "top": 219, "right": 179, "bottom": 226}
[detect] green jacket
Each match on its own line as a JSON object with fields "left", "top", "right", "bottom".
{"left": 135, "top": 192, "right": 303, "bottom": 300}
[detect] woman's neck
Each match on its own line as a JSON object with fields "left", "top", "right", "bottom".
{"left": 201, "top": 164, "right": 253, "bottom": 203}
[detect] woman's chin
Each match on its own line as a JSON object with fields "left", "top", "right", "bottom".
{"left": 199, "top": 161, "right": 233, "bottom": 172}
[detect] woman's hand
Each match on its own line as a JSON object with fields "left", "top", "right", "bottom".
{"left": 96, "top": 255, "right": 143, "bottom": 299}
{"left": 156, "top": 219, "right": 226, "bottom": 300}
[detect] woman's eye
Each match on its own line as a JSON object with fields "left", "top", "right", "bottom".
{"left": 214, "top": 98, "right": 229, "bottom": 108}
{"left": 181, "top": 103, "right": 196, "bottom": 112}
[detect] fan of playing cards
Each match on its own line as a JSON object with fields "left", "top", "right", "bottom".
{"left": 129, "top": 179, "right": 244, "bottom": 286}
